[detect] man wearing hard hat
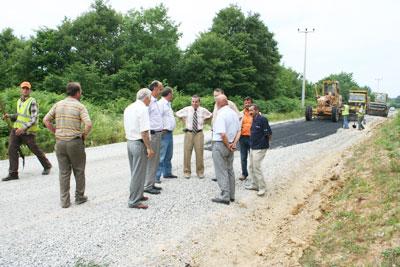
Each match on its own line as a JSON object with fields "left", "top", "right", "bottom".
{"left": 2, "top": 81, "right": 52, "bottom": 181}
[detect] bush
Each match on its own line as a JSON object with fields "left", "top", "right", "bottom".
{"left": 0, "top": 87, "right": 125, "bottom": 159}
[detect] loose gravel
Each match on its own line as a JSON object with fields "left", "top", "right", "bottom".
{"left": 0, "top": 116, "right": 385, "bottom": 267}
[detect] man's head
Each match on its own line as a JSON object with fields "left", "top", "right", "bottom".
{"left": 161, "top": 87, "right": 173, "bottom": 102}
{"left": 136, "top": 88, "right": 152, "bottom": 106}
{"left": 244, "top": 96, "right": 253, "bottom": 110}
{"left": 249, "top": 104, "right": 259, "bottom": 118}
{"left": 216, "top": 94, "right": 228, "bottom": 109}
{"left": 191, "top": 95, "right": 200, "bottom": 110}
{"left": 66, "top": 82, "right": 82, "bottom": 100}
{"left": 213, "top": 88, "right": 225, "bottom": 99}
{"left": 149, "top": 80, "right": 163, "bottom": 98}
{"left": 20, "top": 81, "right": 32, "bottom": 98}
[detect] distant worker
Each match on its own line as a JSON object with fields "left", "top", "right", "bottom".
{"left": 144, "top": 80, "right": 164, "bottom": 194}
{"left": 238, "top": 96, "right": 253, "bottom": 181}
{"left": 357, "top": 104, "right": 365, "bottom": 131}
{"left": 156, "top": 87, "right": 178, "bottom": 182}
{"left": 244, "top": 104, "right": 272, "bottom": 197}
{"left": 43, "top": 82, "right": 92, "bottom": 208}
{"left": 211, "top": 95, "right": 240, "bottom": 205}
{"left": 2, "top": 81, "right": 52, "bottom": 181}
{"left": 342, "top": 103, "right": 349, "bottom": 129}
{"left": 176, "top": 95, "right": 212, "bottom": 179}
{"left": 123, "top": 88, "right": 155, "bottom": 209}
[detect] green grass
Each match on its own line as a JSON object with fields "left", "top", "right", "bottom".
{"left": 300, "top": 113, "right": 400, "bottom": 266}
{"left": 74, "top": 259, "right": 108, "bottom": 267}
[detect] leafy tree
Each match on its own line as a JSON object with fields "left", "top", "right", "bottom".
{"left": 317, "top": 72, "right": 360, "bottom": 102}
{"left": 121, "top": 4, "right": 182, "bottom": 86}
{"left": 0, "top": 28, "right": 27, "bottom": 89}
{"left": 179, "top": 32, "right": 256, "bottom": 96}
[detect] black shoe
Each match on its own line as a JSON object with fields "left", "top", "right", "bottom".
{"left": 42, "top": 167, "right": 51, "bottom": 175}
{"left": 211, "top": 178, "right": 217, "bottom": 182}
{"left": 2, "top": 175, "right": 19, "bottom": 181}
{"left": 75, "top": 196, "right": 88, "bottom": 205}
{"left": 230, "top": 198, "right": 235, "bottom": 202}
{"left": 153, "top": 185, "right": 162, "bottom": 190}
{"left": 211, "top": 198, "right": 230, "bottom": 205}
{"left": 164, "top": 174, "right": 178, "bottom": 179}
{"left": 144, "top": 188, "right": 161, "bottom": 194}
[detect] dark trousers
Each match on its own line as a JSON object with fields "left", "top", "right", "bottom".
{"left": 8, "top": 129, "right": 52, "bottom": 176}
{"left": 239, "top": 136, "right": 251, "bottom": 177}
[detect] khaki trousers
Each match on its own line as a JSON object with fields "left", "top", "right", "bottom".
{"left": 183, "top": 131, "right": 204, "bottom": 176}
{"left": 248, "top": 149, "right": 267, "bottom": 191}
{"left": 55, "top": 138, "right": 86, "bottom": 206}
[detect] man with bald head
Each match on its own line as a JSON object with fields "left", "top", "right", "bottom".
{"left": 211, "top": 95, "right": 241, "bottom": 205}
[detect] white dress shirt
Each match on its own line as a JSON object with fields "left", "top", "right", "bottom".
{"left": 212, "top": 105, "right": 240, "bottom": 142}
{"left": 124, "top": 100, "right": 150, "bottom": 140}
{"left": 149, "top": 95, "right": 163, "bottom": 131}
{"left": 158, "top": 97, "right": 176, "bottom": 131}
{"left": 175, "top": 106, "right": 212, "bottom": 131}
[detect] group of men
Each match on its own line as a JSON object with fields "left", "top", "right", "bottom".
{"left": 2, "top": 80, "right": 273, "bottom": 209}
{"left": 124, "top": 81, "right": 272, "bottom": 209}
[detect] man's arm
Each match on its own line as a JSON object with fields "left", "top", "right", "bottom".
{"left": 141, "top": 131, "right": 154, "bottom": 158}
{"left": 43, "top": 104, "right": 56, "bottom": 133}
{"left": 263, "top": 117, "right": 272, "bottom": 141}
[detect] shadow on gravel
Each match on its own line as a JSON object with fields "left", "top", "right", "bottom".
{"left": 204, "top": 119, "right": 343, "bottom": 151}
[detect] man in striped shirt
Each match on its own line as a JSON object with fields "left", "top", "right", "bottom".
{"left": 44, "top": 82, "right": 92, "bottom": 208}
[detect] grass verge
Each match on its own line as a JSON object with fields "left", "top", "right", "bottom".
{"left": 300, "top": 114, "right": 400, "bottom": 266}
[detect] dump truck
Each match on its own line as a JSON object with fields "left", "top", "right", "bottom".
{"left": 368, "top": 92, "right": 389, "bottom": 117}
{"left": 305, "top": 80, "right": 342, "bottom": 122}
{"left": 348, "top": 89, "right": 368, "bottom": 121}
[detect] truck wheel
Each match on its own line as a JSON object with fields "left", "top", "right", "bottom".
{"left": 305, "top": 106, "right": 312, "bottom": 121}
{"left": 331, "top": 107, "right": 339, "bottom": 122}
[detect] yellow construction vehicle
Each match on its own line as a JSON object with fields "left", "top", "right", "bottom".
{"left": 305, "top": 80, "right": 343, "bottom": 122}
{"left": 348, "top": 89, "right": 368, "bottom": 121}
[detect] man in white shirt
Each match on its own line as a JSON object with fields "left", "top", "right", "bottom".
{"left": 144, "top": 80, "right": 164, "bottom": 194}
{"left": 176, "top": 95, "right": 212, "bottom": 179}
{"left": 156, "top": 87, "right": 177, "bottom": 182}
{"left": 124, "top": 88, "right": 155, "bottom": 209}
{"left": 211, "top": 95, "right": 241, "bottom": 205}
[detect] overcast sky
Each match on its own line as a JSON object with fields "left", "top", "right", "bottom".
{"left": 1, "top": 0, "right": 399, "bottom": 97}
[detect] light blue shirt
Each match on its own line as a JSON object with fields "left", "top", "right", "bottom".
{"left": 212, "top": 105, "right": 240, "bottom": 142}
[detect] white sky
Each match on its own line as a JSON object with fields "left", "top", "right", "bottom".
{"left": 1, "top": 0, "right": 399, "bottom": 97}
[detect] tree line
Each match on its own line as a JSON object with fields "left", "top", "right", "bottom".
{"left": 0, "top": 0, "right": 373, "bottom": 107}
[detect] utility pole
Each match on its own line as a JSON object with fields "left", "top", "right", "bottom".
{"left": 375, "top": 77, "right": 383, "bottom": 91}
{"left": 298, "top": 28, "right": 315, "bottom": 107}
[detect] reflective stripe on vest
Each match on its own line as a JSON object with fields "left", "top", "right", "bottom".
{"left": 13, "top": 97, "right": 38, "bottom": 132}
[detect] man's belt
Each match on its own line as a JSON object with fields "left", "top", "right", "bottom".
{"left": 183, "top": 129, "right": 202, "bottom": 133}
{"left": 150, "top": 130, "right": 163, "bottom": 134}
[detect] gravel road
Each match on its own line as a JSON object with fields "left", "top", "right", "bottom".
{"left": 0, "top": 116, "right": 384, "bottom": 266}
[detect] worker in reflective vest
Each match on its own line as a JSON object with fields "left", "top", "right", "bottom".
{"left": 2, "top": 81, "right": 52, "bottom": 181}
{"left": 357, "top": 104, "right": 365, "bottom": 131}
{"left": 342, "top": 104, "right": 349, "bottom": 129}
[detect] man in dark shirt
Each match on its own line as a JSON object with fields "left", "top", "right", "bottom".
{"left": 244, "top": 104, "right": 272, "bottom": 196}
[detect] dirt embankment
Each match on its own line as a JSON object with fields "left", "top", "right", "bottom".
{"left": 188, "top": 119, "right": 386, "bottom": 266}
